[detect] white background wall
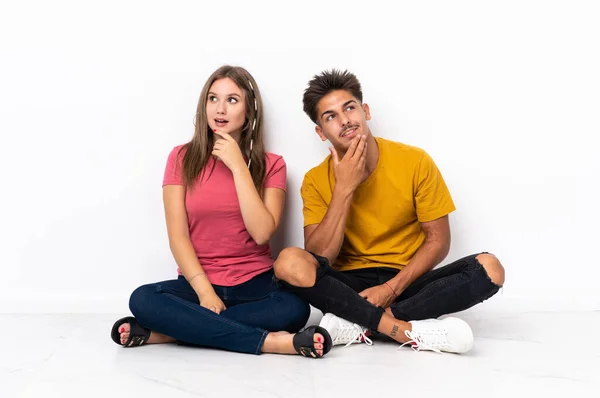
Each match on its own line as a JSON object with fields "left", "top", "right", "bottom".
{"left": 1, "top": 0, "right": 599, "bottom": 313}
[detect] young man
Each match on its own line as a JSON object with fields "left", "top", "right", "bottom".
{"left": 274, "top": 70, "right": 505, "bottom": 354}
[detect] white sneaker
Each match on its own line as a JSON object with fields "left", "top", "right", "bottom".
{"left": 319, "top": 313, "right": 373, "bottom": 347}
{"left": 400, "top": 317, "right": 473, "bottom": 354}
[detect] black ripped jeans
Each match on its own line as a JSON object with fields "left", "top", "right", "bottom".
{"left": 279, "top": 252, "right": 501, "bottom": 330}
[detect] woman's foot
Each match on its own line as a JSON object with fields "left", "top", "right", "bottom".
{"left": 117, "top": 322, "right": 175, "bottom": 345}
{"left": 261, "top": 331, "right": 325, "bottom": 357}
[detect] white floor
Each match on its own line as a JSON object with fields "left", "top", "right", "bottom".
{"left": 2, "top": 300, "right": 599, "bottom": 398}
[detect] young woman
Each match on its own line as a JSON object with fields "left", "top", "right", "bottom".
{"left": 110, "top": 65, "right": 331, "bottom": 358}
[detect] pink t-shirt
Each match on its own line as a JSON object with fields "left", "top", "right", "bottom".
{"left": 162, "top": 145, "right": 287, "bottom": 286}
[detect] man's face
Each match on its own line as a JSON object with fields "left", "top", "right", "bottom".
{"left": 314, "top": 90, "right": 371, "bottom": 153}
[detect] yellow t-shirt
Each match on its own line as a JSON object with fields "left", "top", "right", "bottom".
{"left": 301, "top": 137, "right": 456, "bottom": 272}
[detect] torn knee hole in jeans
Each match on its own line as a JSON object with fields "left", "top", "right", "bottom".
{"left": 474, "top": 254, "right": 504, "bottom": 288}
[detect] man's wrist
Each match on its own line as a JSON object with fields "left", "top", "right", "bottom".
{"left": 389, "top": 274, "right": 409, "bottom": 295}
{"left": 332, "top": 184, "right": 355, "bottom": 202}
{"left": 383, "top": 281, "right": 399, "bottom": 297}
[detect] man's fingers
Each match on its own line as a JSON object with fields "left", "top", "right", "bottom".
{"left": 329, "top": 147, "right": 340, "bottom": 165}
{"left": 352, "top": 135, "right": 367, "bottom": 160}
{"left": 359, "top": 142, "right": 367, "bottom": 167}
{"left": 361, "top": 139, "right": 367, "bottom": 159}
{"left": 346, "top": 135, "right": 361, "bottom": 158}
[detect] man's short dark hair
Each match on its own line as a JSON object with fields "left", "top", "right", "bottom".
{"left": 302, "top": 69, "right": 363, "bottom": 124}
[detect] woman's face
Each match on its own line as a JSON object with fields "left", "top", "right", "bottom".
{"left": 206, "top": 77, "right": 246, "bottom": 137}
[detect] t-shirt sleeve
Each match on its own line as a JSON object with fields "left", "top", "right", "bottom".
{"left": 264, "top": 154, "right": 287, "bottom": 191}
{"left": 162, "top": 146, "right": 185, "bottom": 186}
{"left": 300, "top": 174, "right": 328, "bottom": 227}
{"left": 414, "top": 151, "right": 456, "bottom": 222}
